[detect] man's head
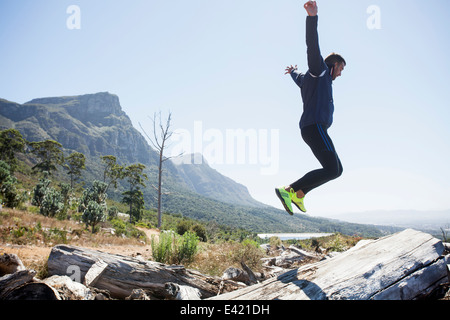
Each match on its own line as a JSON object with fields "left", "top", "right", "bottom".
{"left": 325, "top": 53, "right": 346, "bottom": 80}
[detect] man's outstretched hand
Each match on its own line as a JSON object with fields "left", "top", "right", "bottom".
{"left": 284, "top": 65, "right": 298, "bottom": 75}
{"left": 304, "top": 1, "right": 318, "bottom": 16}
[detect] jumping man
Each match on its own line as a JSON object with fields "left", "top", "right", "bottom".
{"left": 275, "top": 1, "right": 346, "bottom": 215}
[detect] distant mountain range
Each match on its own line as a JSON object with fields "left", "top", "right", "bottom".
{"left": 0, "top": 92, "right": 395, "bottom": 236}
{"left": 327, "top": 210, "right": 450, "bottom": 233}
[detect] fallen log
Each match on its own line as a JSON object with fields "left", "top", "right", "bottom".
{"left": 209, "top": 229, "right": 449, "bottom": 300}
{"left": 47, "top": 245, "right": 230, "bottom": 299}
{"left": 2, "top": 282, "right": 61, "bottom": 300}
{"left": 0, "top": 269, "right": 37, "bottom": 299}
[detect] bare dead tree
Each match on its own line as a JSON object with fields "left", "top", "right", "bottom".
{"left": 139, "top": 111, "right": 181, "bottom": 228}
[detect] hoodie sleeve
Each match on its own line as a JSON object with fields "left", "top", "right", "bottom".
{"left": 306, "top": 16, "right": 326, "bottom": 77}
{"left": 290, "top": 70, "right": 305, "bottom": 88}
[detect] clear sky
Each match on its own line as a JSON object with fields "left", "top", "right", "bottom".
{"left": 1, "top": 0, "right": 450, "bottom": 218}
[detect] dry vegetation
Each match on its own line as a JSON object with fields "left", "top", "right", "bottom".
{"left": 0, "top": 208, "right": 151, "bottom": 277}
{"left": 0, "top": 207, "right": 277, "bottom": 279}
{"left": 0, "top": 207, "right": 363, "bottom": 280}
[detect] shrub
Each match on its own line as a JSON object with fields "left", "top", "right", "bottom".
{"left": 191, "top": 224, "right": 207, "bottom": 242}
{"left": 233, "top": 239, "right": 265, "bottom": 270}
{"left": 151, "top": 230, "right": 199, "bottom": 265}
{"left": 108, "top": 206, "right": 119, "bottom": 219}
{"left": 176, "top": 220, "right": 192, "bottom": 236}
{"left": 31, "top": 174, "right": 51, "bottom": 208}
{"left": 79, "top": 181, "right": 108, "bottom": 233}
{"left": 0, "top": 160, "right": 23, "bottom": 208}
{"left": 110, "top": 218, "right": 127, "bottom": 236}
{"left": 151, "top": 231, "right": 173, "bottom": 263}
{"left": 82, "top": 201, "right": 106, "bottom": 233}
{"left": 176, "top": 220, "right": 207, "bottom": 242}
{"left": 174, "top": 231, "right": 199, "bottom": 264}
{"left": 40, "top": 187, "right": 64, "bottom": 217}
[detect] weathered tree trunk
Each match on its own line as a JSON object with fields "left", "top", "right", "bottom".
{"left": 2, "top": 282, "right": 61, "bottom": 300}
{"left": 209, "top": 229, "right": 450, "bottom": 300}
{"left": 0, "top": 263, "right": 61, "bottom": 300}
{"left": 0, "top": 269, "right": 37, "bottom": 299}
{"left": 47, "top": 244, "right": 231, "bottom": 299}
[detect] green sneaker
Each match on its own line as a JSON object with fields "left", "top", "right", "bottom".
{"left": 289, "top": 189, "right": 307, "bottom": 213}
{"left": 275, "top": 187, "right": 293, "bottom": 215}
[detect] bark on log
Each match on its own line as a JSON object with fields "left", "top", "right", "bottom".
{"left": 0, "top": 269, "right": 36, "bottom": 299}
{"left": 209, "top": 229, "right": 449, "bottom": 300}
{"left": 47, "top": 245, "right": 229, "bottom": 299}
{"left": 1, "top": 282, "right": 61, "bottom": 300}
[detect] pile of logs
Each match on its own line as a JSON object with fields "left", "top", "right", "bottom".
{"left": 1, "top": 229, "right": 449, "bottom": 300}
{"left": 210, "top": 229, "right": 450, "bottom": 300}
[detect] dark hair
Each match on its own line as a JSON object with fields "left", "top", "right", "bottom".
{"left": 325, "top": 53, "right": 346, "bottom": 66}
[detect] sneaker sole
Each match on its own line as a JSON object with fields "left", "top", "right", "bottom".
{"left": 275, "top": 188, "right": 293, "bottom": 216}
{"left": 292, "top": 201, "right": 307, "bottom": 213}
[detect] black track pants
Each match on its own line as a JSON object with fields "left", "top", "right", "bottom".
{"left": 290, "top": 124, "right": 343, "bottom": 195}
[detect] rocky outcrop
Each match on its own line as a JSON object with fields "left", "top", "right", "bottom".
{"left": 0, "top": 92, "right": 157, "bottom": 166}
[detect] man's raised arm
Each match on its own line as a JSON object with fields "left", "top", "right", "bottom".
{"left": 304, "top": 1, "right": 325, "bottom": 77}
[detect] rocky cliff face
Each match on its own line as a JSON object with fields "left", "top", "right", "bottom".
{"left": 0, "top": 92, "right": 158, "bottom": 166}
{"left": 0, "top": 92, "right": 263, "bottom": 209}
{"left": 27, "top": 92, "right": 125, "bottom": 126}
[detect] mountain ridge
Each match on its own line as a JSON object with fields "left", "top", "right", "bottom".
{"left": 328, "top": 209, "right": 450, "bottom": 232}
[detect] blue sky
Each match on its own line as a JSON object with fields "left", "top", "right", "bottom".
{"left": 1, "top": 0, "right": 450, "bottom": 218}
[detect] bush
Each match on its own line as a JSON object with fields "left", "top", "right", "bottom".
{"left": 175, "top": 231, "right": 199, "bottom": 264}
{"left": 151, "top": 230, "right": 199, "bottom": 265}
{"left": 109, "top": 218, "right": 145, "bottom": 240}
{"left": 0, "top": 160, "right": 24, "bottom": 208}
{"left": 191, "top": 224, "right": 207, "bottom": 242}
{"left": 82, "top": 201, "right": 106, "bottom": 233}
{"left": 79, "top": 181, "right": 108, "bottom": 233}
{"left": 176, "top": 220, "right": 192, "bottom": 236}
{"left": 31, "top": 174, "right": 51, "bottom": 208}
{"left": 110, "top": 218, "right": 127, "bottom": 236}
{"left": 108, "top": 206, "right": 119, "bottom": 219}
{"left": 176, "top": 220, "right": 207, "bottom": 242}
{"left": 151, "top": 231, "right": 173, "bottom": 263}
{"left": 40, "top": 187, "right": 64, "bottom": 217}
{"left": 233, "top": 239, "right": 265, "bottom": 270}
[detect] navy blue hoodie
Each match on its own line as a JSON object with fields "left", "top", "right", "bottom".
{"left": 290, "top": 16, "right": 334, "bottom": 130}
